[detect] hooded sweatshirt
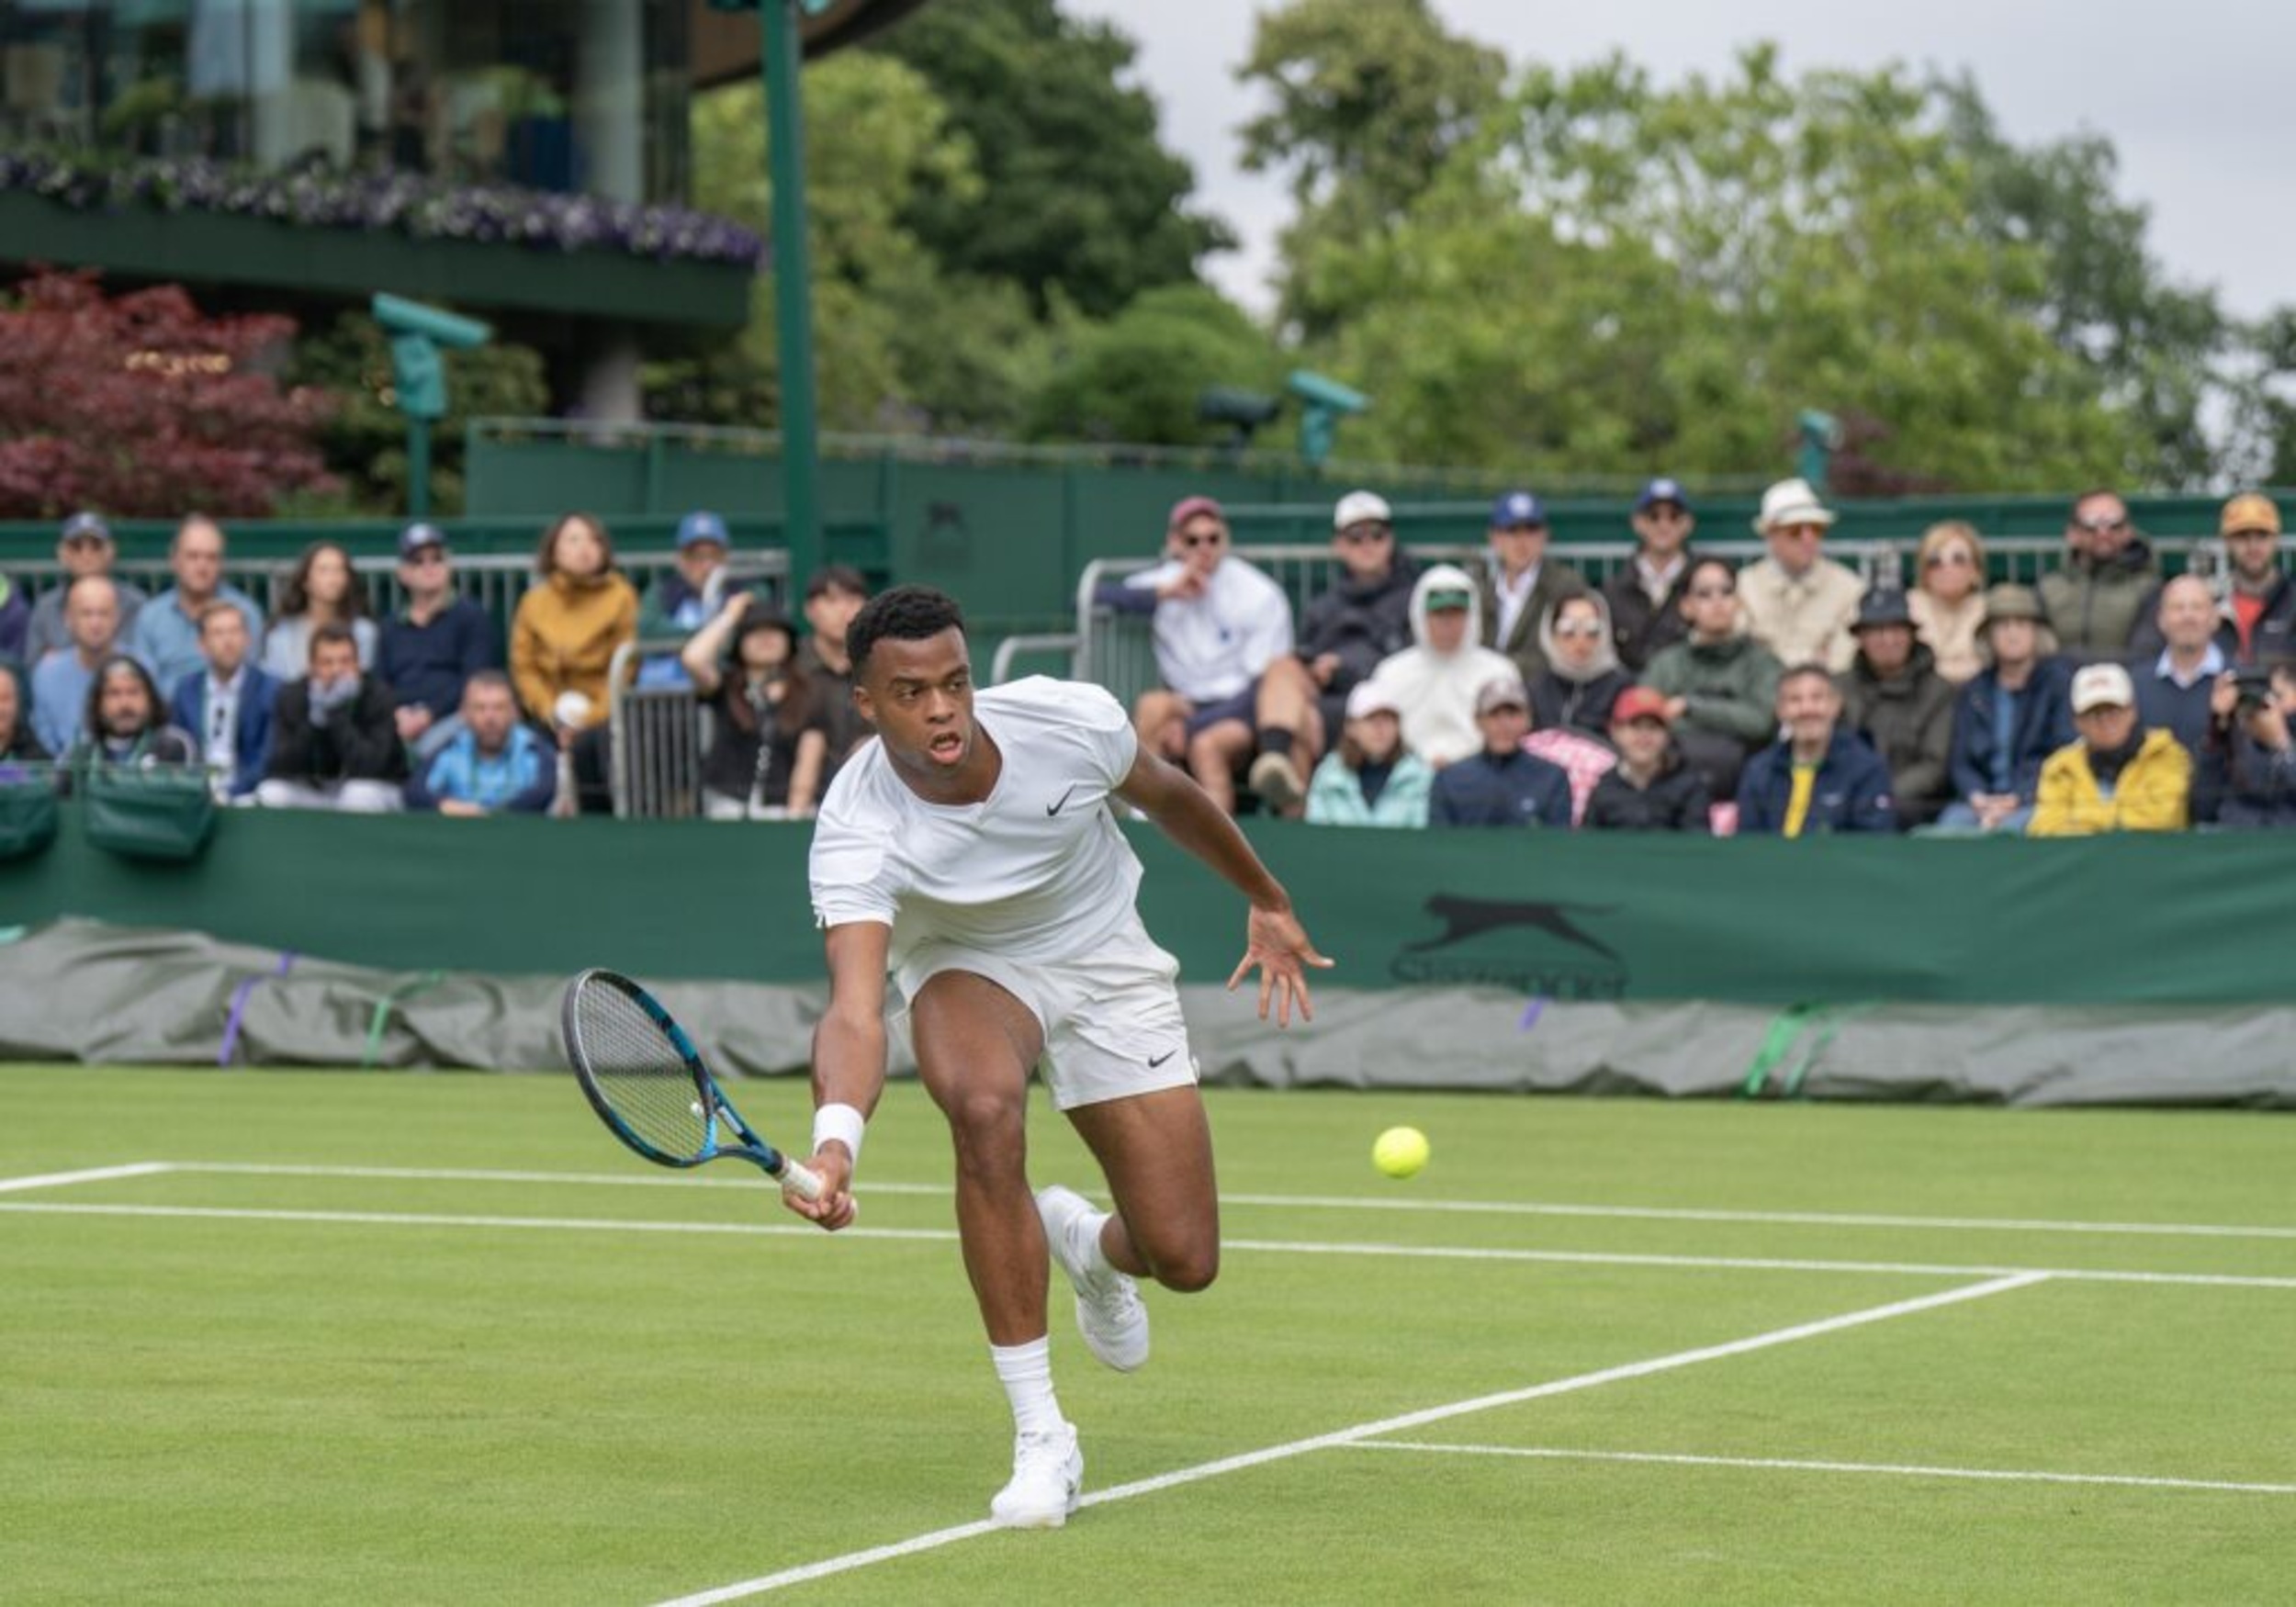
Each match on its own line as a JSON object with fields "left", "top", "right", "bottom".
{"left": 1361, "top": 564, "right": 1521, "bottom": 767}
{"left": 1531, "top": 591, "right": 1635, "bottom": 736}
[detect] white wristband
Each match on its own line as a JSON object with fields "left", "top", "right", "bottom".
{"left": 812, "top": 1102, "right": 865, "bottom": 1167}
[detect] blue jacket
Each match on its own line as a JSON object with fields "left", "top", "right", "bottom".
{"left": 406, "top": 725, "right": 556, "bottom": 815}
{"left": 1736, "top": 729, "right": 1897, "bottom": 835}
{"left": 1429, "top": 747, "right": 1574, "bottom": 828}
{"left": 170, "top": 665, "right": 280, "bottom": 799}
{"left": 1947, "top": 658, "right": 2075, "bottom": 804}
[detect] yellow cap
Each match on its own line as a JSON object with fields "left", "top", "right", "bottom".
{"left": 2220, "top": 491, "right": 2281, "bottom": 536}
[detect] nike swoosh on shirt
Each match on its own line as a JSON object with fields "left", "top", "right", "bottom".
{"left": 1147, "top": 1050, "right": 1177, "bottom": 1068}
{"left": 1046, "top": 785, "right": 1082, "bottom": 815}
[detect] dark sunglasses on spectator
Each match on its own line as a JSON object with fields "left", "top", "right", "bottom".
{"left": 1336, "top": 525, "right": 1392, "bottom": 545}
{"left": 402, "top": 549, "right": 447, "bottom": 566}
{"left": 1176, "top": 530, "right": 1225, "bottom": 548}
{"left": 1925, "top": 549, "right": 1975, "bottom": 568}
{"left": 2076, "top": 517, "right": 2129, "bottom": 534}
{"left": 1689, "top": 585, "right": 1735, "bottom": 600}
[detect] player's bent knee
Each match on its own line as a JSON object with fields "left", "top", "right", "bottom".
{"left": 1138, "top": 1235, "right": 1219, "bottom": 1293}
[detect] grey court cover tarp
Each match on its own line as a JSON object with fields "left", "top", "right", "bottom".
{"left": 5, "top": 919, "right": 2290, "bottom": 1108}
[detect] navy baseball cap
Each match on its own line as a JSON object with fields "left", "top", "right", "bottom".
{"left": 1491, "top": 490, "right": 1547, "bottom": 529}
{"left": 398, "top": 522, "right": 448, "bottom": 557}
{"left": 676, "top": 510, "right": 730, "bottom": 550}
{"left": 1636, "top": 477, "right": 1693, "bottom": 513}
{"left": 61, "top": 511, "right": 112, "bottom": 544}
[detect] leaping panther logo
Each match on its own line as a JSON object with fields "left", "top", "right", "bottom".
{"left": 1404, "top": 894, "right": 1623, "bottom": 963}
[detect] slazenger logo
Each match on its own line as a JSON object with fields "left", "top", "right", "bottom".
{"left": 1389, "top": 893, "right": 1628, "bottom": 999}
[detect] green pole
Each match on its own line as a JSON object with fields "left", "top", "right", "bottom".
{"left": 407, "top": 417, "right": 432, "bottom": 521}
{"left": 762, "top": 0, "right": 822, "bottom": 590}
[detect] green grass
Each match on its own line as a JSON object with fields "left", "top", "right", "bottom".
{"left": 3, "top": 1066, "right": 2292, "bottom": 1604}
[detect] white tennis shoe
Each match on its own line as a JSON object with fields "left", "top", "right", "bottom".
{"left": 989, "top": 1422, "right": 1084, "bottom": 1528}
{"left": 1038, "top": 1185, "right": 1149, "bottom": 1373}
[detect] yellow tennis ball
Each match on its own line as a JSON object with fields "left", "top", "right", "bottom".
{"left": 1372, "top": 1126, "right": 1429, "bottom": 1179}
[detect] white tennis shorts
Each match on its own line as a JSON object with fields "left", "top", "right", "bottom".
{"left": 896, "top": 913, "right": 1198, "bottom": 1110}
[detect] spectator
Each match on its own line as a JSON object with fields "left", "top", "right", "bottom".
{"left": 1428, "top": 674, "right": 1573, "bottom": 828}
{"left": 1738, "top": 478, "right": 1862, "bottom": 672}
{"left": 1304, "top": 680, "right": 1432, "bottom": 827}
{"left": 1362, "top": 564, "right": 1521, "bottom": 769}
{"left": 797, "top": 564, "right": 872, "bottom": 780}
{"left": 404, "top": 671, "right": 555, "bottom": 816}
{"left": 1104, "top": 496, "right": 1295, "bottom": 815}
{"left": 2212, "top": 493, "right": 2296, "bottom": 664}
{"left": 1640, "top": 556, "right": 1783, "bottom": 800}
{"left": 2133, "top": 575, "right": 2228, "bottom": 754}
{"left": 1939, "top": 584, "right": 2074, "bottom": 834}
{"left": 256, "top": 624, "right": 407, "bottom": 813}
{"left": 510, "top": 512, "right": 638, "bottom": 813}
{"left": 2038, "top": 489, "right": 2159, "bottom": 659}
{"left": 1476, "top": 489, "right": 1586, "bottom": 684}
{"left": 636, "top": 510, "right": 746, "bottom": 689}
{"left": 1603, "top": 478, "right": 1698, "bottom": 672}
{"left": 681, "top": 596, "right": 829, "bottom": 820}
{"left": 2199, "top": 660, "right": 2296, "bottom": 828}
{"left": 64, "top": 655, "right": 197, "bottom": 777}
{"left": 170, "top": 601, "right": 278, "bottom": 802}
{"left": 0, "top": 662, "right": 48, "bottom": 769}
{"left": 23, "top": 512, "right": 147, "bottom": 668}
{"left": 1251, "top": 489, "right": 1420, "bottom": 809}
{"left": 30, "top": 575, "right": 125, "bottom": 757}
{"left": 127, "top": 514, "right": 264, "bottom": 693}
{"left": 1907, "top": 520, "right": 1988, "bottom": 684}
{"left": 1736, "top": 663, "right": 1896, "bottom": 836}
{"left": 1838, "top": 589, "right": 1954, "bottom": 828}
{"left": 1530, "top": 591, "right": 1632, "bottom": 737}
{"left": 1583, "top": 687, "right": 1711, "bottom": 832}
{"left": 261, "top": 539, "right": 377, "bottom": 680}
{"left": 2030, "top": 661, "right": 2189, "bottom": 836}
{"left": 377, "top": 522, "right": 499, "bottom": 760}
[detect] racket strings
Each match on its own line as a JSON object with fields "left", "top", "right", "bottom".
{"left": 573, "top": 984, "right": 712, "bottom": 1161}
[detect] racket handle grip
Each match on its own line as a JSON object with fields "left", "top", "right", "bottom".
{"left": 778, "top": 1157, "right": 825, "bottom": 1203}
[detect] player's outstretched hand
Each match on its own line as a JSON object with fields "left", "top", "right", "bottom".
{"left": 1228, "top": 903, "right": 1334, "bottom": 1028}
{"left": 783, "top": 1147, "right": 859, "bottom": 1231}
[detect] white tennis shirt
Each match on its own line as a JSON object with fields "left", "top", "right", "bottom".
{"left": 808, "top": 677, "right": 1145, "bottom": 978}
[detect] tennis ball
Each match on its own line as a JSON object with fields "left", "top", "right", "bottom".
{"left": 1372, "top": 1126, "right": 1429, "bottom": 1179}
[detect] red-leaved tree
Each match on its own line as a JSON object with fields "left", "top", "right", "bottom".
{"left": 0, "top": 269, "right": 337, "bottom": 518}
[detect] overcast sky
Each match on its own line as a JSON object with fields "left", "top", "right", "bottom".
{"left": 1064, "top": 0, "right": 2288, "bottom": 323}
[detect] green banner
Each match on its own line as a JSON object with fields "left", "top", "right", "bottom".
{"left": 3, "top": 809, "right": 2289, "bottom": 1006}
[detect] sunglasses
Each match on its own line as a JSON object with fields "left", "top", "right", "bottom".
{"left": 1553, "top": 622, "right": 1604, "bottom": 638}
{"left": 1336, "top": 526, "right": 1392, "bottom": 545}
{"left": 1774, "top": 523, "right": 1827, "bottom": 538}
{"left": 402, "top": 549, "right": 447, "bottom": 567}
{"left": 2075, "top": 517, "right": 2129, "bottom": 534}
{"left": 1925, "top": 549, "right": 1975, "bottom": 568}
{"left": 1176, "top": 530, "right": 1225, "bottom": 549}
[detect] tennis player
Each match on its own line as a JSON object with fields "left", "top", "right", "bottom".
{"left": 797, "top": 584, "right": 1330, "bottom": 1528}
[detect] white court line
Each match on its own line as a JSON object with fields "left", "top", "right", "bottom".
{"left": 1347, "top": 1442, "right": 2296, "bottom": 1497}
{"left": 161, "top": 1163, "right": 2296, "bottom": 1242}
{"left": 4, "top": 1201, "right": 2295, "bottom": 1290}
{"left": 0, "top": 1162, "right": 173, "bottom": 1194}
{"left": 648, "top": 1274, "right": 2046, "bottom": 1604}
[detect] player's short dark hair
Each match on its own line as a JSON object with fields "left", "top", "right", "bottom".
{"left": 848, "top": 585, "right": 964, "bottom": 677}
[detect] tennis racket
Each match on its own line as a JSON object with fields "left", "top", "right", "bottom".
{"left": 560, "top": 967, "right": 823, "bottom": 1202}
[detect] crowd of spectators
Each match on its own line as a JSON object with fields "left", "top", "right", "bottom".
{"left": 0, "top": 509, "right": 878, "bottom": 820}
{"left": 1113, "top": 481, "right": 2296, "bottom": 838}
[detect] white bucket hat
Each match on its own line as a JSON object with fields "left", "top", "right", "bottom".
{"left": 1752, "top": 477, "right": 1837, "bottom": 533}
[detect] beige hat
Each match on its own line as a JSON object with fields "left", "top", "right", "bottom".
{"left": 2070, "top": 661, "right": 2135, "bottom": 714}
{"left": 1752, "top": 477, "right": 1837, "bottom": 533}
{"left": 2220, "top": 491, "right": 2282, "bottom": 537}
{"left": 1345, "top": 680, "right": 1400, "bottom": 720}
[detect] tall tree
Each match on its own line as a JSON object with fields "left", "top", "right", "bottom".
{"left": 865, "top": 0, "right": 1230, "bottom": 320}
{"left": 1278, "top": 47, "right": 2157, "bottom": 489}
{"left": 1237, "top": 0, "right": 1508, "bottom": 337}
{"left": 1024, "top": 285, "right": 1288, "bottom": 445}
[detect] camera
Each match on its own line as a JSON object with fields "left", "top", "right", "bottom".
{"left": 2233, "top": 666, "right": 2278, "bottom": 709}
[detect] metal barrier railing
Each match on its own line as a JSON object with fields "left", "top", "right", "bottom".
{"left": 605, "top": 638, "right": 706, "bottom": 821}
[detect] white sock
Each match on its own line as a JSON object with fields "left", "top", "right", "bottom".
{"left": 990, "top": 1337, "right": 1064, "bottom": 1437}
{"left": 1077, "top": 1209, "right": 1116, "bottom": 1277}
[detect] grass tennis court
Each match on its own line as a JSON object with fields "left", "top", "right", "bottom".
{"left": 5, "top": 1064, "right": 2292, "bottom": 1604}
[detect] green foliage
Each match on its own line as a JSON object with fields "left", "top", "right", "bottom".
{"left": 1280, "top": 44, "right": 2157, "bottom": 490}
{"left": 652, "top": 55, "right": 1051, "bottom": 435}
{"left": 1238, "top": 0, "right": 1508, "bottom": 338}
{"left": 864, "top": 0, "right": 1231, "bottom": 320}
{"left": 289, "top": 312, "right": 548, "bottom": 515}
{"left": 1025, "top": 285, "right": 1289, "bottom": 445}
